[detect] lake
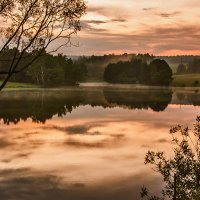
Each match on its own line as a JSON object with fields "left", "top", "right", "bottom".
{"left": 0, "top": 86, "right": 200, "bottom": 200}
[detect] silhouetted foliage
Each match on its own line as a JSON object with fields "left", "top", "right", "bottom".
{"left": 158, "top": 56, "right": 200, "bottom": 66}
{"left": 0, "top": 49, "right": 87, "bottom": 86}
{"left": 0, "top": 88, "right": 173, "bottom": 124}
{"left": 176, "top": 64, "right": 187, "bottom": 74}
{"left": 149, "top": 59, "right": 172, "bottom": 86}
{"left": 77, "top": 53, "right": 154, "bottom": 81}
{"left": 1, "top": 89, "right": 200, "bottom": 125}
{"left": 104, "top": 59, "right": 150, "bottom": 84}
{"left": 0, "top": 0, "right": 86, "bottom": 90}
{"left": 187, "top": 59, "right": 200, "bottom": 74}
{"left": 104, "top": 59, "right": 172, "bottom": 86}
{"left": 141, "top": 116, "right": 200, "bottom": 200}
{"left": 104, "top": 89, "right": 172, "bottom": 112}
{"left": 176, "top": 91, "right": 200, "bottom": 106}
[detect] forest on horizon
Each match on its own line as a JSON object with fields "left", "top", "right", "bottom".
{"left": 1, "top": 49, "right": 200, "bottom": 86}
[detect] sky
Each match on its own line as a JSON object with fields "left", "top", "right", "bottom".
{"left": 64, "top": 0, "right": 200, "bottom": 56}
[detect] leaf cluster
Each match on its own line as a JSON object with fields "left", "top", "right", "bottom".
{"left": 141, "top": 116, "right": 200, "bottom": 200}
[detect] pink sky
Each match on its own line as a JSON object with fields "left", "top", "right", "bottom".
{"left": 62, "top": 0, "right": 200, "bottom": 56}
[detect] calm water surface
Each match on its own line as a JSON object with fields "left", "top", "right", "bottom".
{"left": 0, "top": 86, "right": 200, "bottom": 200}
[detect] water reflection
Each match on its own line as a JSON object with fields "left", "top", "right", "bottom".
{"left": 0, "top": 87, "right": 199, "bottom": 125}
{"left": 0, "top": 87, "right": 200, "bottom": 200}
{"left": 0, "top": 168, "right": 161, "bottom": 200}
{"left": 104, "top": 88, "right": 172, "bottom": 112}
{"left": 175, "top": 90, "right": 200, "bottom": 106}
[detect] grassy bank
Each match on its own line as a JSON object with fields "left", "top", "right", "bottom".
{"left": 2, "top": 74, "right": 200, "bottom": 88}
{"left": 172, "top": 74, "right": 200, "bottom": 87}
{"left": 0, "top": 81, "right": 40, "bottom": 89}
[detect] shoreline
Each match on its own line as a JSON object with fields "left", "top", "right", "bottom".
{"left": 2, "top": 82, "right": 200, "bottom": 92}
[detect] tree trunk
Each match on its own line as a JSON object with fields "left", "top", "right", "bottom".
{"left": 174, "top": 174, "right": 177, "bottom": 200}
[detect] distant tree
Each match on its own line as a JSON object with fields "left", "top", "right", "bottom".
{"left": 149, "top": 59, "right": 173, "bottom": 86}
{"left": 141, "top": 116, "right": 200, "bottom": 200}
{"left": 136, "top": 53, "right": 155, "bottom": 63}
{"left": 104, "top": 59, "right": 149, "bottom": 84}
{"left": 104, "top": 63, "right": 114, "bottom": 82}
{"left": 26, "top": 53, "right": 87, "bottom": 86}
{"left": 79, "top": 53, "right": 154, "bottom": 82}
{"left": 104, "top": 58, "right": 172, "bottom": 86}
{"left": 177, "top": 64, "right": 187, "bottom": 74}
{"left": 187, "top": 59, "right": 200, "bottom": 74}
{"left": 0, "top": 0, "right": 86, "bottom": 90}
{"left": 63, "top": 59, "right": 87, "bottom": 85}
{"left": 137, "top": 61, "right": 151, "bottom": 84}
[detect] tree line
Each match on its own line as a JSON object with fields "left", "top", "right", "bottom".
{"left": 0, "top": 48, "right": 87, "bottom": 86}
{"left": 0, "top": 51, "right": 172, "bottom": 87}
{"left": 104, "top": 58, "right": 173, "bottom": 86}
{"left": 0, "top": 88, "right": 173, "bottom": 124}
{"left": 177, "top": 58, "right": 200, "bottom": 74}
{"left": 0, "top": 0, "right": 86, "bottom": 90}
{"left": 76, "top": 53, "right": 154, "bottom": 81}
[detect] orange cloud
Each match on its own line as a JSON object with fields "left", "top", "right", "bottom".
{"left": 60, "top": 0, "right": 200, "bottom": 56}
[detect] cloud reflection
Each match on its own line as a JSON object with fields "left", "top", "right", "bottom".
{"left": 0, "top": 88, "right": 199, "bottom": 199}
{"left": 0, "top": 167, "right": 161, "bottom": 200}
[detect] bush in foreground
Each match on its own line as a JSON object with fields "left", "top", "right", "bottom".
{"left": 141, "top": 116, "right": 200, "bottom": 200}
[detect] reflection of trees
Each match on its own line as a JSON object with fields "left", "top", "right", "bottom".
{"left": 0, "top": 89, "right": 172, "bottom": 124}
{"left": 104, "top": 89, "right": 173, "bottom": 112}
{"left": 1, "top": 88, "right": 200, "bottom": 125}
{"left": 0, "top": 90, "right": 85, "bottom": 124}
{"left": 176, "top": 91, "right": 200, "bottom": 106}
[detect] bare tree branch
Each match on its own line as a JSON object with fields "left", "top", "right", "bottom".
{"left": 0, "top": 0, "right": 86, "bottom": 90}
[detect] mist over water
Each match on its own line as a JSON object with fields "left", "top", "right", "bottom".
{"left": 0, "top": 86, "right": 200, "bottom": 200}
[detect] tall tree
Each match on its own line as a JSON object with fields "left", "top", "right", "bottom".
{"left": 0, "top": 0, "right": 86, "bottom": 90}
{"left": 149, "top": 59, "right": 173, "bottom": 86}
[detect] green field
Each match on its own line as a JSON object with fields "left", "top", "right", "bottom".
{"left": 1, "top": 74, "right": 200, "bottom": 88}
{"left": 0, "top": 82, "right": 40, "bottom": 89}
{"left": 172, "top": 74, "right": 200, "bottom": 87}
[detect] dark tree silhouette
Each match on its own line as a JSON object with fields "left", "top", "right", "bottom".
{"left": 141, "top": 116, "right": 200, "bottom": 200}
{"left": 149, "top": 59, "right": 173, "bottom": 86}
{"left": 104, "top": 89, "right": 172, "bottom": 112}
{"left": 103, "top": 58, "right": 172, "bottom": 86}
{"left": 177, "top": 64, "right": 187, "bottom": 74}
{"left": 0, "top": 0, "right": 86, "bottom": 90}
{"left": 104, "top": 59, "right": 150, "bottom": 84}
{"left": 187, "top": 59, "right": 200, "bottom": 74}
